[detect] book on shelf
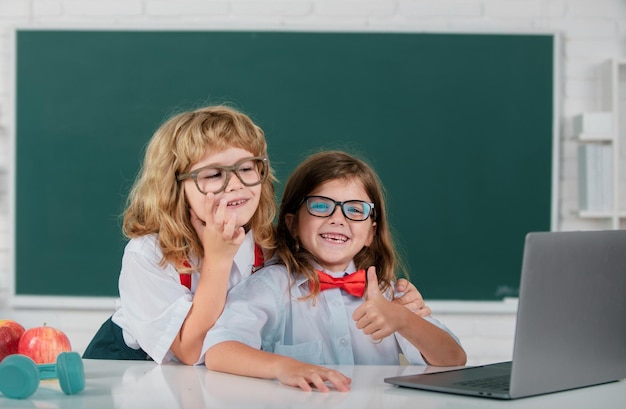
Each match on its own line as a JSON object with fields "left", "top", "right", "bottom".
{"left": 578, "top": 143, "right": 613, "bottom": 213}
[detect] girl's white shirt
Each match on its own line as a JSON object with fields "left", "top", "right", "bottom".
{"left": 111, "top": 231, "right": 257, "bottom": 364}
{"left": 202, "top": 261, "right": 461, "bottom": 366}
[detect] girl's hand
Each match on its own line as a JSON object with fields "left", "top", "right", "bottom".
{"left": 352, "top": 267, "right": 406, "bottom": 341}
{"left": 276, "top": 360, "right": 351, "bottom": 392}
{"left": 394, "top": 279, "right": 432, "bottom": 317}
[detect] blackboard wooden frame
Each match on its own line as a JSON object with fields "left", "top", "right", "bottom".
{"left": 9, "top": 29, "right": 558, "bottom": 307}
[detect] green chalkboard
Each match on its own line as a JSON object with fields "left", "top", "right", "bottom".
{"left": 15, "top": 30, "right": 553, "bottom": 300}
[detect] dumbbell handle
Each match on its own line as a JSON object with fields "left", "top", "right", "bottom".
{"left": 38, "top": 363, "right": 58, "bottom": 380}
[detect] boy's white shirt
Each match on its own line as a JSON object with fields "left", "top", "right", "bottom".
{"left": 111, "top": 231, "right": 257, "bottom": 364}
{"left": 201, "top": 261, "right": 461, "bottom": 366}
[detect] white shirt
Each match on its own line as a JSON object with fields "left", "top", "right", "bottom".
{"left": 112, "top": 232, "right": 257, "bottom": 364}
{"left": 202, "top": 261, "right": 461, "bottom": 365}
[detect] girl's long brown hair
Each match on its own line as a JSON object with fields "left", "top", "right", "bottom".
{"left": 272, "top": 150, "right": 403, "bottom": 297}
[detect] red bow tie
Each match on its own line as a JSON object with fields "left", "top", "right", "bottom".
{"left": 315, "top": 269, "right": 366, "bottom": 298}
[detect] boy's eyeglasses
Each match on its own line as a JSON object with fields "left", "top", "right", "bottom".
{"left": 177, "top": 156, "right": 268, "bottom": 195}
{"left": 302, "top": 195, "right": 375, "bottom": 221}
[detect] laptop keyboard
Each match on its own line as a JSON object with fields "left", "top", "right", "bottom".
{"left": 454, "top": 375, "right": 510, "bottom": 391}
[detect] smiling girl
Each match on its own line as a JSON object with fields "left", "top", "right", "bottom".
{"left": 203, "top": 150, "right": 466, "bottom": 391}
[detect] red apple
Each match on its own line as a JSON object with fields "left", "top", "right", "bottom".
{"left": 17, "top": 324, "right": 72, "bottom": 364}
{"left": 0, "top": 319, "right": 26, "bottom": 362}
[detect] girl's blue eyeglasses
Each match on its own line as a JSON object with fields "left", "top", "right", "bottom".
{"left": 301, "top": 195, "right": 375, "bottom": 221}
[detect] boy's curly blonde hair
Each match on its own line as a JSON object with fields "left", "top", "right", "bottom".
{"left": 123, "top": 105, "right": 276, "bottom": 271}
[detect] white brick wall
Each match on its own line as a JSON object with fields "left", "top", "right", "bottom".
{"left": 0, "top": 0, "right": 625, "bottom": 367}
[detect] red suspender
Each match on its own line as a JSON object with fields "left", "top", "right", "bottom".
{"left": 179, "top": 272, "right": 192, "bottom": 290}
{"left": 252, "top": 243, "right": 264, "bottom": 273}
{"left": 179, "top": 260, "right": 192, "bottom": 290}
{"left": 178, "top": 243, "right": 264, "bottom": 290}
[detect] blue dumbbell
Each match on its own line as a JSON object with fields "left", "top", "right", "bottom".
{"left": 0, "top": 351, "right": 84, "bottom": 399}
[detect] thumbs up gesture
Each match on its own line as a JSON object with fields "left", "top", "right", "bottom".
{"left": 352, "top": 266, "right": 404, "bottom": 341}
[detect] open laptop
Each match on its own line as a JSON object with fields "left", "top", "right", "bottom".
{"left": 385, "top": 230, "right": 626, "bottom": 399}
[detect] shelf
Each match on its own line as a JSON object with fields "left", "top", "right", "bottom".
{"left": 575, "top": 135, "right": 612, "bottom": 143}
{"left": 575, "top": 59, "right": 625, "bottom": 230}
{"left": 578, "top": 210, "right": 626, "bottom": 219}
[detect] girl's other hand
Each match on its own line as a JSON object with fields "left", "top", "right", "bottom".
{"left": 353, "top": 267, "right": 403, "bottom": 341}
{"left": 276, "top": 361, "right": 351, "bottom": 392}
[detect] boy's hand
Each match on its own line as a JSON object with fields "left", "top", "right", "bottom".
{"left": 394, "top": 279, "right": 432, "bottom": 317}
{"left": 190, "top": 193, "right": 245, "bottom": 256}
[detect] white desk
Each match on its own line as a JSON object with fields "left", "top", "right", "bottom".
{"left": 1, "top": 359, "right": 624, "bottom": 408}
